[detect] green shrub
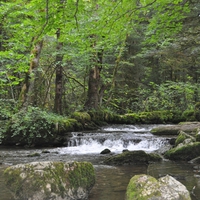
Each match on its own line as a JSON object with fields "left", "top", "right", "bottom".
{"left": 181, "top": 110, "right": 195, "bottom": 121}
{"left": 0, "top": 99, "right": 17, "bottom": 120}
{"left": 7, "top": 107, "right": 59, "bottom": 145}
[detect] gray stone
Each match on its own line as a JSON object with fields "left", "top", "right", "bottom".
{"left": 4, "top": 161, "right": 95, "bottom": 200}
{"left": 104, "top": 150, "right": 162, "bottom": 165}
{"left": 151, "top": 122, "right": 200, "bottom": 136}
{"left": 126, "top": 174, "right": 191, "bottom": 200}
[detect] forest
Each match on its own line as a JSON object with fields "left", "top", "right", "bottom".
{"left": 0, "top": 0, "right": 200, "bottom": 145}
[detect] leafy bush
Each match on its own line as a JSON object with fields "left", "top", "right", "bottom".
{"left": 135, "top": 81, "right": 197, "bottom": 112}
{"left": 7, "top": 107, "right": 60, "bottom": 145}
{"left": 0, "top": 99, "right": 17, "bottom": 120}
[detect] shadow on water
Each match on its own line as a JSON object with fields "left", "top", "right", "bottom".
{"left": 88, "top": 164, "right": 148, "bottom": 200}
{"left": 88, "top": 161, "right": 200, "bottom": 200}
{"left": 0, "top": 124, "right": 200, "bottom": 200}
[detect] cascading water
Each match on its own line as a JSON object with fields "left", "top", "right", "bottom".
{"left": 1, "top": 124, "right": 199, "bottom": 200}
{"left": 56, "top": 124, "right": 171, "bottom": 154}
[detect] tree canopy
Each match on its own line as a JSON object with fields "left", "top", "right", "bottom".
{"left": 1, "top": 0, "right": 199, "bottom": 115}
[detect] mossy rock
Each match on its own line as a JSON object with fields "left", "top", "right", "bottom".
{"left": 71, "top": 112, "right": 91, "bottom": 123}
{"left": 151, "top": 126, "right": 180, "bottom": 135}
{"left": 126, "top": 174, "right": 191, "bottom": 200}
{"left": 104, "top": 150, "right": 162, "bottom": 165}
{"left": 88, "top": 110, "right": 105, "bottom": 122}
{"left": 138, "top": 111, "right": 173, "bottom": 124}
{"left": 4, "top": 161, "right": 95, "bottom": 200}
{"left": 175, "top": 131, "right": 195, "bottom": 147}
{"left": 151, "top": 122, "right": 200, "bottom": 136}
{"left": 196, "top": 129, "right": 200, "bottom": 142}
{"left": 56, "top": 118, "right": 83, "bottom": 133}
{"left": 164, "top": 142, "right": 200, "bottom": 161}
{"left": 122, "top": 113, "right": 140, "bottom": 124}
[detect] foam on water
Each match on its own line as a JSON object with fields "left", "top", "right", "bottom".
{"left": 56, "top": 135, "right": 167, "bottom": 155}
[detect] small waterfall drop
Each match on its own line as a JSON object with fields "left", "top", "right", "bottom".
{"left": 56, "top": 124, "right": 170, "bottom": 154}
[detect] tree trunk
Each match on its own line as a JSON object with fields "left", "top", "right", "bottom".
{"left": 53, "top": 29, "right": 64, "bottom": 114}
{"left": 84, "top": 46, "right": 103, "bottom": 110}
{"left": 84, "top": 65, "right": 101, "bottom": 110}
{"left": 19, "top": 39, "right": 43, "bottom": 108}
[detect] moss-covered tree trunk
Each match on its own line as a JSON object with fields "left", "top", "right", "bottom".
{"left": 84, "top": 65, "right": 101, "bottom": 110}
{"left": 84, "top": 41, "right": 103, "bottom": 110}
{"left": 54, "top": 28, "right": 64, "bottom": 114}
{"left": 19, "top": 39, "right": 43, "bottom": 108}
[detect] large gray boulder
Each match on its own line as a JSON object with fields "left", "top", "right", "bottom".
{"left": 164, "top": 142, "right": 200, "bottom": 161}
{"left": 126, "top": 174, "right": 191, "bottom": 200}
{"left": 4, "top": 161, "right": 95, "bottom": 200}
{"left": 104, "top": 150, "right": 162, "bottom": 165}
{"left": 151, "top": 122, "right": 200, "bottom": 136}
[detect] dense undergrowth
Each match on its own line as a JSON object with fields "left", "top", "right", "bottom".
{"left": 0, "top": 103, "right": 200, "bottom": 147}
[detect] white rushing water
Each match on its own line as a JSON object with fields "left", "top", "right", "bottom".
{"left": 55, "top": 124, "right": 169, "bottom": 154}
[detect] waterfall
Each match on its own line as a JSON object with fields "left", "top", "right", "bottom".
{"left": 57, "top": 124, "right": 170, "bottom": 154}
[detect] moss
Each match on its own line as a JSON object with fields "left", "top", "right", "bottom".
{"left": 4, "top": 164, "right": 45, "bottom": 199}
{"left": 49, "top": 162, "right": 66, "bottom": 197}
{"left": 72, "top": 112, "right": 91, "bottom": 123}
{"left": 196, "top": 130, "right": 200, "bottom": 142}
{"left": 148, "top": 153, "right": 162, "bottom": 162}
{"left": 175, "top": 132, "right": 187, "bottom": 146}
{"left": 55, "top": 118, "right": 82, "bottom": 134}
{"left": 104, "top": 151, "right": 161, "bottom": 165}
{"left": 88, "top": 110, "right": 105, "bottom": 122}
{"left": 4, "top": 161, "right": 95, "bottom": 200}
{"left": 138, "top": 111, "right": 172, "bottom": 124}
{"left": 122, "top": 113, "right": 140, "bottom": 124}
{"left": 164, "top": 142, "right": 200, "bottom": 161}
{"left": 4, "top": 167, "right": 23, "bottom": 197}
{"left": 126, "top": 174, "right": 160, "bottom": 200}
{"left": 66, "top": 162, "right": 95, "bottom": 190}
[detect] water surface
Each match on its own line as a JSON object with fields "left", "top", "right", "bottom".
{"left": 0, "top": 124, "right": 199, "bottom": 200}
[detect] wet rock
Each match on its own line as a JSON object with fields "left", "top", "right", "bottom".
{"left": 4, "top": 161, "right": 95, "bottom": 200}
{"left": 100, "top": 148, "right": 111, "bottom": 154}
{"left": 169, "top": 138, "right": 176, "bottom": 145}
{"left": 122, "top": 149, "right": 129, "bottom": 152}
{"left": 164, "top": 142, "right": 200, "bottom": 161}
{"left": 195, "top": 129, "right": 200, "bottom": 142}
{"left": 27, "top": 152, "right": 41, "bottom": 157}
{"left": 126, "top": 174, "right": 191, "bottom": 200}
{"left": 42, "top": 150, "right": 50, "bottom": 153}
{"left": 175, "top": 131, "right": 196, "bottom": 147}
{"left": 151, "top": 122, "right": 200, "bottom": 136}
{"left": 104, "top": 150, "right": 162, "bottom": 165}
{"left": 189, "top": 157, "right": 200, "bottom": 164}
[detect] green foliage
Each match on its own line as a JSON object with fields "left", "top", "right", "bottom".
{"left": 181, "top": 110, "right": 196, "bottom": 121}
{"left": 194, "top": 102, "right": 200, "bottom": 121}
{"left": 134, "top": 81, "right": 197, "bottom": 113}
{"left": 7, "top": 107, "right": 61, "bottom": 145}
{"left": 0, "top": 99, "right": 17, "bottom": 120}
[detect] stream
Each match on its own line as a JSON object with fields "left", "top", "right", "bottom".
{"left": 0, "top": 124, "right": 200, "bottom": 200}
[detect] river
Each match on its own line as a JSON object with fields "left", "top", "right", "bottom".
{"left": 0, "top": 124, "right": 199, "bottom": 200}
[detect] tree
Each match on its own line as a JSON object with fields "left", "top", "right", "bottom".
{"left": 0, "top": 0, "right": 194, "bottom": 114}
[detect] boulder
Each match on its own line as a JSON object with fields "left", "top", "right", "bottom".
{"left": 164, "top": 142, "right": 200, "bottom": 161}
{"left": 175, "top": 131, "right": 196, "bottom": 147}
{"left": 126, "top": 174, "right": 191, "bottom": 200}
{"left": 4, "top": 161, "right": 95, "bottom": 200}
{"left": 151, "top": 122, "right": 200, "bottom": 136}
{"left": 195, "top": 129, "right": 200, "bottom": 142}
{"left": 100, "top": 148, "right": 111, "bottom": 154}
{"left": 104, "top": 150, "right": 162, "bottom": 165}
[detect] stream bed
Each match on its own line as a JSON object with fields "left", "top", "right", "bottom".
{"left": 0, "top": 124, "right": 200, "bottom": 200}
